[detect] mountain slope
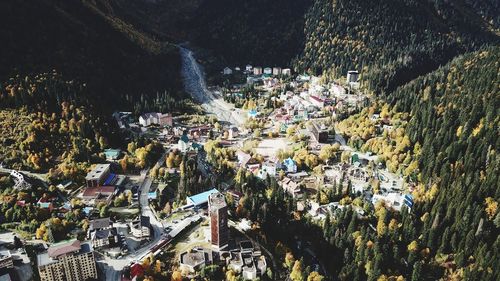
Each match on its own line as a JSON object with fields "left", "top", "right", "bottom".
{"left": 295, "top": 0, "right": 499, "bottom": 95}
{"left": 389, "top": 46, "right": 499, "bottom": 280}
{"left": 0, "top": 0, "right": 182, "bottom": 110}
{"left": 191, "top": 0, "right": 312, "bottom": 66}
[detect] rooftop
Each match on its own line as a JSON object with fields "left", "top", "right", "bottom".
{"left": 89, "top": 218, "right": 111, "bottom": 231}
{"left": 85, "top": 164, "right": 110, "bottom": 181}
{"left": 37, "top": 240, "right": 93, "bottom": 267}
{"left": 208, "top": 192, "right": 227, "bottom": 209}
{"left": 186, "top": 188, "right": 220, "bottom": 206}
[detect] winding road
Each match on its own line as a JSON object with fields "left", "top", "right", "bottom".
{"left": 179, "top": 46, "right": 245, "bottom": 126}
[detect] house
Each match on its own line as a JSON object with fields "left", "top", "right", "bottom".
{"left": 280, "top": 177, "right": 302, "bottom": 198}
{"left": 282, "top": 68, "right": 291, "bottom": 76}
{"left": 236, "top": 151, "right": 252, "bottom": 167}
{"left": 263, "top": 67, "right": 272, "bottom": 75}
{"left": 263, "top": 78, "right": 278, "bottom": 88}
{"left": 104, "top": 149, "right": 122, "bottom": 161}
{"left": 37, "top": 198, "right": 55, "bottom": 212}
{"left": 247, "top": 109, "right": 259, "bottom": 119}
{"left": 260, "top": 161, "right": 276, "bottom": 178}
{"left": 228, "top": 127, "right": 239, "bottom": 139}
{"left": 245, "top": 65, "right": 253, "bottom": 72}
{"left": 272, "top": 67, "right": 282, "bottom": 76}
{"left": 223, "top": 67, "right": 233, "bottom": 75}
{"left": 253, "top": 67, "right": 262, "bottom": 75}
{"left": 283, "top": 157, "right": 297, "bottom": 173}
{"left": 346, "top": 70, "right": 359, "bottom": 83}
{"left": 57, "top": 180, "right": 73, "bottom": 190}
{"left": 245, "top": 158, "right": 260, "bottom": 173}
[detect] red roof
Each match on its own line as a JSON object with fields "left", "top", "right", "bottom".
{"left": 130, "top": 263, "right": 144, "bottom": 278}
{"left": 48, "top": 240, "right": 81, "bottom": 258}
{"left": 82, "top": 186, "right": 115, "bottom": 198}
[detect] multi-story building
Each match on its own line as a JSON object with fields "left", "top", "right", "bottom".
{"left": 0, "top": 250, "right": 13, "bottom": 269}
{"left": 37, "top": 240, "right": 97, "bottom": 281}
{"left": 85, "top": 164, "right": 110, "bottom": 188}
{"left": 209, "top": 193, "right": 229, "bottom": 250}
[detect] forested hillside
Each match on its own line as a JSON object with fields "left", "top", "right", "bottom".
{"left": 295, "top": 0, "right": 499, "bottom": 95}
{"left": 387, "top": 46, "right": 499, "bottom": 280}
{"left": 0, "top": 0, "right": 183, "bottom": 109}
{"left": 314, "top": 46, "right": 499, "bottom": 280}
{"left": 191, "top": 0, "right": 312, "bottom": 66}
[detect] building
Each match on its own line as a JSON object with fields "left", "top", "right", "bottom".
{"left": 209, "top": 193, "right": 229, "bottom": 250}
{"left": 85, "top": 164, "right": 111, "bottom": 188}
{"left": 87, "top": 218, "right": 118, "bottom": 249}
{"left": 272, "top": 67, "right": 282, "bottom": 76}
{"left": 263, "top": 67, "right": 272, "bottom": 75}
{"left": 81, "top": 185, "right": 116, "bottom": 205}
{"left": 253, "top": 67, "right": 262, "bottom": 75}
{"left": 309, "top": 95, "right": 325, "bottom": 108}
{"left": 90, "top": 227, "right": 119, "bottom": 249}
{"left": 37, "top": 240, "right": 97, "bottom": 281}
{"left": 139, "top": 113, "right": 173, "bottom": 127}
{"left": 310, "top": 122, "right": 330, "bottom": 143}
{"left": 104, "top": 149, "right": 122, "bottom": 161}
{"left": 280, "top": 177, "right": 302, "bottom": 198}
{"left": 283, "top": 158, "right": 297, "bottom": 173}
{"left": 282, "top": 68, "right": 291, "bottom": 76}
{"left": 0, "top": 251, "right": 13, "bottom": 270}
{"left": 223, "top": 67, "right": 233, "bottom": 75}
{"left": 186, "top": 188, "right": 220, "bottom": 208}
{"left": 130, "top": 216, "right": 151, "bottom": 238}
{"left": 245, "top": 65, "right": 253, "bottom": 72}
{"left": 258, "top": 161, "right": 276, "bottom": 179}
{"left": 346, "top": 70, "right": 359, "bottom": 84}
{"left": 179, "top": 248, "right": 213, "bottom": 273}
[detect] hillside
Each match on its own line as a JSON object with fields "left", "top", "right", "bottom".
{"left": 389, "top": 46, "right": 499, "bottom": 280}
{"left": 295, "top": 0, "right": 499, "bottom": 95}
{"left": 0, "top": 0, "right": 183, "bottom": 111}
{"left": 190, "top": 0, "right": 312, "bottom": 66}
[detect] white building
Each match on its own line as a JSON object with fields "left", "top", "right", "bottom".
{"left": 223, "top": 67, "right": 233, "bottom": 75}
{"left": 263, "top": 67, "right": 272, "bottom": 75}
{"left": 253, "top": 67, "right": 263, "bottom": 75}
{"left": 272, "top": 67, "right": 282, "bottom": 76}
{"left": 282, "top": 68, "right": 291, "bottom": 76}
{"left": 245, "top": 65, "right": 253, "bottom": 72}
{"left": 347, "top": 70, "right": 359, "bottom": 83}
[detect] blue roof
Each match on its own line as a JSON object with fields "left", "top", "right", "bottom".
{"left": 103, "top": 173, "right": 116, "bottom": 185}
{"left": 284, "top": 157, "right": 295, "bottom": 165}
{"left": 148, "top": 192, "right": 157, "bottom": 200}
{"left": 186, "top": 188, "right": 220, "bottom": 206}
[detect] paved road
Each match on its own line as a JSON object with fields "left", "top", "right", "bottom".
{"left": 179, "top": 46, "right": 245, "bottom": 126}
{"left": 0, "top": 167, "right": 48, "bottom": 183}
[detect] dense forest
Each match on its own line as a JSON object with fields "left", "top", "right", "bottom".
{"left": 190, "top": 0, "right": 312, "bottom": 66}
{"left": 295, "top": 0, "right": 499, "bottom": 95}
{"left": 0, "top": 0, "right": 183, "bottom": 109}
{"left": 316, "top": 47, "right": 499, "bottom": 280}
